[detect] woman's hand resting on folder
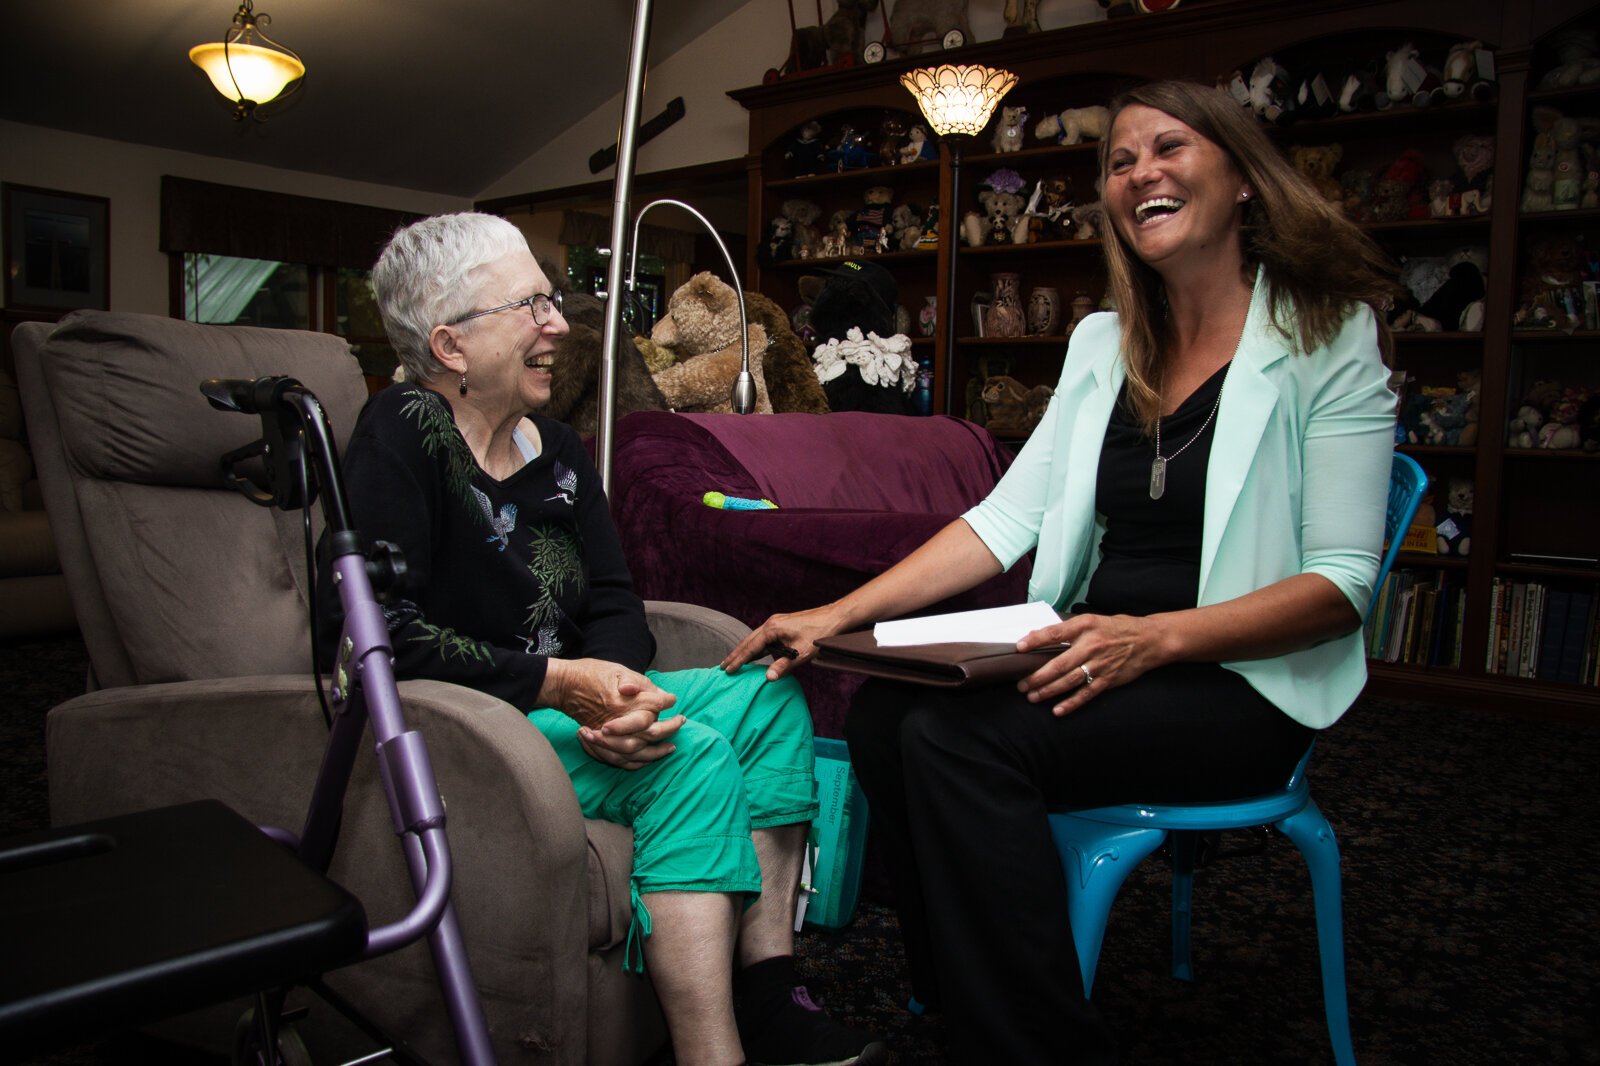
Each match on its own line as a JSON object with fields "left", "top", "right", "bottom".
{"left": 1014, "top": 612, "right": 1172, "bottom": 717}
{"left": 721, "top": 603, "right": 851, "bottom": 682}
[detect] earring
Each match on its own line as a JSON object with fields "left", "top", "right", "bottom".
{"left": 458, "top": 373, "right": 468, "bottom": 397}
{"left": 1239, "top": 191, "right": 1251, "bottom": 202}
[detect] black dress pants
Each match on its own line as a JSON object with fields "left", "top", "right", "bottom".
{"left": 843, "top": 661, "right": 1314, "bottom": 1065}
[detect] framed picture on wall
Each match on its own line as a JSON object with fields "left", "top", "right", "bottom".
{"left": 3, "top": 183, "right": 110, "bottom": 312}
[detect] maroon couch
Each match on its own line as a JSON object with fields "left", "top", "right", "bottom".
{"left": 610, "top": 410, "right": 1032, "bottom": 737}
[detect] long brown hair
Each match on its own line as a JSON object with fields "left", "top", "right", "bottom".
{"left": 1097, "top": 80, "right": 1397, "bottom": 434}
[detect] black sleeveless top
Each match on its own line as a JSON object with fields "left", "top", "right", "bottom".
{"left": 1080, "top": 361, "right": 1230, "bottom": 618}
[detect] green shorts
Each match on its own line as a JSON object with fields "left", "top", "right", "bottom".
{"left": 527, "top": 664, "right": 818, "bottom": 971}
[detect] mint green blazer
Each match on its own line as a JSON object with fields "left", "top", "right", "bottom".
{"left": 964, "top": 276, "right": 1396, "bottom": 728}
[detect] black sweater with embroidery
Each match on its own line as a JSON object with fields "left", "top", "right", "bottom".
{"left": 316, "top": 384, "right": 654, "bottom": 711}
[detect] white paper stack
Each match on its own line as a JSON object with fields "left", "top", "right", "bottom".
{"left": 872, "top": 601, "right": 1061, "bottom": 647}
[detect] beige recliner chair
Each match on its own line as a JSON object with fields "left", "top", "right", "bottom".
{"left": 12, "top": 310, "right": 752, "bottom": 1064}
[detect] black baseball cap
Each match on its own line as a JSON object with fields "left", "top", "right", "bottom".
{"left": 799, "top": 259, "right": 898, "bottom": 312}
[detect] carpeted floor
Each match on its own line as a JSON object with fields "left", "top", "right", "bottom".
{"left": 4, "top": 632, "right": 1597, "bottom": 1065}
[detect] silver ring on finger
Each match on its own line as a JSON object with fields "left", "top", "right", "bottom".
{"left": 1079, "top": 664, "right": 1094, "bottom": 685}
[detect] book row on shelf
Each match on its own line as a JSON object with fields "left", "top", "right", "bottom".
{"left": 1485, "top": 579, "right": 1600, "bottom": 687}
{"left": 1365, "top": 569, "right": 1466, "bottom": 671}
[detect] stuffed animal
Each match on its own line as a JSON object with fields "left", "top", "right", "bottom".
{"left": 891, "top": 202, "right": 924, "bottom": 251}
{"left": 1069, "top": 202, "right": 1102, "bottom": 240}
{"left": 1248, "top": 56, "right": 1295, "bottom": 124}
{"left": 991, "top": 106, "right": 1028, "bottom": 153}
{"left": 980, "top": 376, "right": 1053, "bottom": 437}
{"left": 824, "top": 0, "right": 879, "bottom": 64}
{"left": 1379, "top": 42, "right": 1420, "bottom": 109}
{"left": 650, "top": 273, "right": 774, "bottom": 414}
{"left": 825, "top": 125, "right": 878, "bottom": 171}
{"left": 887, "top": 0, "right": 973, "bottom": 57}
{"left": 962, "top": 188, "right": 1025, "bottom": 247}
{"left": 632, "top": 335, "right": 678, "bottom": 374}
{"left": 1449, "top": 133, "right": 1494, "bottom": 215}
{"left": 1522, "top": 106, "right": 1561, "bottom": 212}
{"left": 1002, "top": 0, "right": 1041, "bottom": 35}
{"left": 1550, "top": 114, "right": 1600, "bottom": 209}
{"left": 901, "top": 124, "right": 938, "bottom": 164}
{"left": 1418, "top": 391, "right": 1473, "bottom": 445}
{"left": 1340, "top": 166, "right": 1377, "bottom": 221}
{"left": 852, "top": 186, "right": 895, "bottom": 251}
{"left": 1435, "top": 477, "right": 1472, "bottom": 556}
{"left": 1419, "top": 246, "right": 1488, "bottom": 332}
{"left": 1020, "top": 175, "right": 1074, "bottom": 242}
{"left": 781, "top": 198, "right": 822, "bottom": 260}
{"left": 1516, "top": 236, "right": 1583, "bottom": 329}
{"left": 1293, "top": 72, "right": 1339, "bottom": 121}
{"left": 1507, "top": 380, "right": 1563, "bottom": 447}
{"left": 784, "top": 121, "right": 827, "bottom": 178}
{"left": 1337, "top": 62, "right": 1381, "bottom": 113}
{"left": 1290, "top": 144, "right": 1343, "bottom": 204}
{"left": 759, "top": 216, "right": 794, "bottom": 265}
{"left": 1442, "top": 40, "right": 1493, "bottom": 101}
{"left": 743, "top": 289, "right": 831, "bottom": 415}
{"left": 1539, "top": 387, "right": 1591, "bottom": 450}
{"left": 1455, "top": 368, "right": 1481, "bottom": 446}
{"left": 540, "top": 291, "right": 668, "bottom": 436}
{"left": 879, "top": 114, "right": 909, "bottom": 166}
{"left": 1034, "top": 105, "right": 1110, "bottom": 145}
{"left": 1536, "top": 28, "right": 1600, "bottom": 90}
{"left": 1368, "top": 149, "right": 1426, "bottom": 222}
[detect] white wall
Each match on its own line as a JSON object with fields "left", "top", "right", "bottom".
{"left": 477, "top": 0, "right": 1105, "bottom": 200}
{"left": 0, "top": 120, "right": 470, "bottom": 315}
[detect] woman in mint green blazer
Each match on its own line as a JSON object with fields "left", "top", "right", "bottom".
{"left": 726, "top": 81, "right": 1398, "bottom": 1065}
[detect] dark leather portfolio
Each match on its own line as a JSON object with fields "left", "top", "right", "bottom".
{"left": 812, "top": 630, "right": 1061, "bottom": 688}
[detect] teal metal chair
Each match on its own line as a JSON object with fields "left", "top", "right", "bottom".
{"left": 1047, "top": 451, "right": 1428, "bottom": 1066}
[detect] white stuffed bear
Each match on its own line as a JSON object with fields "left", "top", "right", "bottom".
{"left": 991, "top": 105, "right": 1028, "bottom": 153}
{"left": 1033, "top": 105, "right": 1109, "bottom": 145}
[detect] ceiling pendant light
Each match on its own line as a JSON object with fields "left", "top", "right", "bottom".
{"left": 189, "top": 1, "right": 306, "bottom": 121}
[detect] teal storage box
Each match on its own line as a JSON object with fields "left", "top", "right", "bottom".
{"left": 801, "top": 737, "right": 870, "bottom": 930}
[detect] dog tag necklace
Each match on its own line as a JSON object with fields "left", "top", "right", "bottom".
{"left": 1149, "top": 382, "right": 1224, "bottom": 500}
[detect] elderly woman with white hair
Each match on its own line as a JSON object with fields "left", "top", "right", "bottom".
{"left": 318, "top": 212, "right": 885, "bottom": 1066}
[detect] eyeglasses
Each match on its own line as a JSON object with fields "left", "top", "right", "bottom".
{"left": 449, "top": 289, "right": 563, "bottom": 327}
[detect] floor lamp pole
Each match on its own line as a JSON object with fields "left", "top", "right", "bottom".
{"left": 595, "top": 0, "right": 654, "bottom": 497}
{"left": 942, "top": 135, "right": 966, "bottom": 417}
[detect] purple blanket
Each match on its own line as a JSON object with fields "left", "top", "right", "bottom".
{"left": 611, "top": 411, "right": 1032, "bottom": 737}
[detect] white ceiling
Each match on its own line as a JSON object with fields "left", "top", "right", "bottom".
{"left": 0, "top": 0, "right": 751, "bottom": 199}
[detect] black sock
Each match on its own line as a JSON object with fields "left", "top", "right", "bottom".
{"left": 736, "top": 953, "right": 801, "bottom": 1004}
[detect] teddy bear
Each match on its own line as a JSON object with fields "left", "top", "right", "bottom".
{"left": 962, "top": 188, "right": 1025, "bottom": 247}
{"left": 759, "top": 215, "right": 794, "bottom": 265}
{"left": 1506, "top": 379, "right": 1563, "bottom": 447}
{"left": 1550, "top": 114, "right": 1600, "bottom": 209}
{"left": 1290, "top": 143, "right": 1344, "bottom": 204}
{"left": 879, "top": 114, "right": 909, "bottom": 166}
{"left": 1435, "top": 477, "right": 1472, "bottom": 556}
{"left": 1070, "top": 202, "right": 1102, "bottom": 240}
{"left": 1368, "top": 149, "right": 1427, "bottom": 222}
{"left": 650, "top": 273, "right": 774, "bottom": 414}
{"left": 823, "top": 0, "right": 879, "bottom": 64}
{"left": 851, "top": 186, "right": 896, "bottom": 253}
{"left": 901, "top": 124, "right": 938, "bottom": 164}
{"left": 1033, "top": 105, "right": 1110, "bottom": 145}
{"left": 1516, "top": 235, "right": 1583, "bottom": 329}
{"left": 1536, "top": 27, "right": 1600, "bottom": 91}
{"left": 1418, "top": 391, "right": 1473, "bottom": 445}
{"left": 991, "top": 105, "right": 1028, "bottom": 153}
{"left": 890, "top": 202, "right": 924, "bottom": 251}
{"left": 1447, "top": 133, "right": 1494, "bottom": 215}
{"left": 742, "top": 289, "right": 831, "bottom": 414}
{"left": 1339, "top": 166, "right": 1377, "bottom": 221}
{"left": 780, "top": 198, "right": 823, "bottom": 260}
{"left": 1454, "top": 368, "right": 1481, "bottom": 446}
{"left": 1539, "top": 387, "right": 1591, "bottom": 450}
{"left": 1019, "top": 175, "right": 1074, "bottom": 242}
{"left": 784, "top": 120, "right": 827, "bottom": 178}
{"left": 539, "top": 290, "right": 669, "bottom": 436}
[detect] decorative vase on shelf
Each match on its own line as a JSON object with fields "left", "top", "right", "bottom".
{"left": 918, "top": 296, "right": 937, "bottom": 336}
{"left": 984, "top": 272, "right": 1025, "bottom": 338}
{"left": 1027, "top": 286, "right": 1060, "bottom": 336}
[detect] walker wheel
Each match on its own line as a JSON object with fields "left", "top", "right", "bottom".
{"left": 233, "top": 1008, "right": 314, "bottom": 1066}
{"left": 942, "top": 29, "right": 965, "bottom": 49}
{"left": 863, "top": 41, "right": 885, "bottom": 64}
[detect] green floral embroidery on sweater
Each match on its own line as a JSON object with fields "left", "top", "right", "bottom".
{"left": 523, "top": 524, "right": 584, "bottom": 656}
{"left": 399, "top": 390, "right": 481, "bottom": 525}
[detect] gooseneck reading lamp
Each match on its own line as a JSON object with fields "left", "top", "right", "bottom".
{"left": 900, "top": 64, "right": 1018, "bottom": 414}
{"left": 594, "top": 0, "right": 753, "bottom": 497}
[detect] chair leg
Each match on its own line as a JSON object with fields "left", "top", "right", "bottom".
{"left": 1277, "top": 800, "right": 1357, "bottom": 1066}
{"left": 1169, "top": 830, "right": 1199, "bottom": 982}
{"left": 1049, "top": 816, "right": 1167, "bottom": 998}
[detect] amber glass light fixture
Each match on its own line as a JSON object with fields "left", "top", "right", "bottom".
{"left": 189, "top": 0, "right": 306, "bottom": 120}
{"left": 899, "top": 64, "right": 1019, "bottom": 138}
{"left": 900, "top": 64, "right": 1017, "bottom": 413}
